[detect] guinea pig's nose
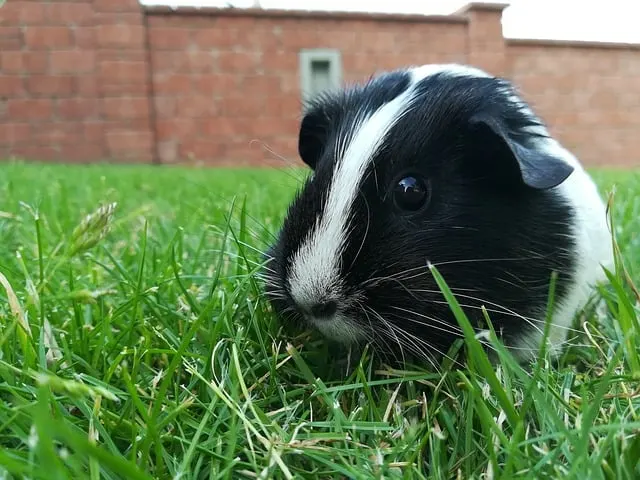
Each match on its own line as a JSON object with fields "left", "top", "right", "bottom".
{"left": 309, "top": 300, "right": 337, "bottom": 318}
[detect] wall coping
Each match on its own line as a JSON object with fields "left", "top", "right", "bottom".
{"left": 144, "top": 4, "right": 640, "bottom": 52}
{"left": 507, "top": 37, "right": 640, "bottom": 51}
{"left": 454, "top": 2, "right": 510, "bottom": 15}
{"left": 144, "top": 6, "right": 469, "bottom": 24}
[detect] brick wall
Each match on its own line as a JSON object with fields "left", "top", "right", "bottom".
{"left": 1, "top": 1, "right": 639, "bottom": 168}
{"left": 508, "top": 40, "right": 640, "bottom": 166}
{"left": 0, "top": 0, "right": 155, "bottom": 163}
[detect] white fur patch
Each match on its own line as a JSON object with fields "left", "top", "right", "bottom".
{"left": 512, "top": 137, "right": 614, "bottom": 359}
{"left": 288, "top": 89, "right": 414, "bottom": 309}
{"left": 409, "top": 63, "right": 491, "bottom": 83}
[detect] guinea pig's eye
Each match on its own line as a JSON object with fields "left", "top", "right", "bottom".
{"left": 393, "top": 176, "right": 429, "bottom": 211}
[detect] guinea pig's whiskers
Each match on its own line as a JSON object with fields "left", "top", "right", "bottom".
{"left": 364, "top": 305, "right": 410, "bottom": 368}
{"left": 387, "top": 306, "right": 465, "bottom": 337}
{"left": 407, "top": 287, "right": 547, "bottom": 338}
{"left": 368, "top": 254, "right": 557, "bottom": 286}
{"left": 260, "top": 272, "right": 278, "bottom": 282}
{"left": 409, "top": 288, "right": 608, "bottom": 340}
{"left": 428, "top": 254, "right": 551, "bottom": 268}
{"left": 388, "top": 323, "right": 455, "bottom": 371}
{"left": 250, "top": 139, "right": 308, "bottom": 184}
{"left": 354, "top": 299, "right": 376, "bottom": 333}
{"left": 370, "top": 306, "right": 459, "bottom": 371}
{"left": 367, "top": 253, "right": 566, "bottom": 289}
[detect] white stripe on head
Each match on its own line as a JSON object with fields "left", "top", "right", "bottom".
{"left": 287, "top": 64, "right": 492, "bottom": 310}
{"left": 288, "top": 88, "right": 416, "bottom": 307}
{"left": 409, "top": 63, "right": 491, "bottom": 82}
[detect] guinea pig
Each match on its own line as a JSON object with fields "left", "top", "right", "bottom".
{"left": 262, "top": 63, "right": 614, "bottom": 365}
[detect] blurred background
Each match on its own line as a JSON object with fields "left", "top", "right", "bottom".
{"left": 1, "top": 0, "right": 639, "bottom": 168}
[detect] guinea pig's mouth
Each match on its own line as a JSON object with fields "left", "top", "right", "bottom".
{"left": 306, "top": 313, "right": 366, "bottom": 345}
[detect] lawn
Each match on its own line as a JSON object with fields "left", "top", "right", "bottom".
{"left": 0, "top": 162, "right": 639, "bottom": 479}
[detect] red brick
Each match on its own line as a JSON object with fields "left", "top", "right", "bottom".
{"left": 12, "top": 145, "right": 59, "bottom": 160}
{"left": 0, "top": 51, "right": 26, "bottom": 75}
{"left": 62, "top": 143, "right": 106, "bottom": 162}
{"left": 0, "top": 51, "right": 48, "bottom": 74}
{"left": 150, "top": 51, "right": 179, "bottom": 74}
{"left": 106, "top": 130, "right": 153, "bottom": 154}
{"left": 83, "top": 122, "right": 105, "bottom": 143}
{"left": 224, "top": 17, "right": 257, "bottom": 32}
{"left": 242, "top": 29, "right": 281, "bottom": 51}
{"left": 246, "top": 117, "right": 297, "bottom": 137}
{"left": 98, "top": 49, "right": 147, "bottom": 63}
{"left": 0, "top": 52, "right": 24, "bottom": 73}
{"left": 183, "top": 50, "right": 216, "bottom": 73}
{"left": 0, "top": 76, "right": 24, "bottom": 96}
{"left": 217, "top": 51, "right": 261, "bottom": 73}
{"left": 51, "top": 50, "right": 95, "bottom": 74}
{"left": 148, "top": 27, "right": 191, "bottom": 50}
{"left": 153, "top": 97, "right": 176, "bottom": 117}
{"left": 93, "top": 0, "right": 141, "bottom": 13}
{"left": 7, "top": 99, "right": 53, "bottom": 121}
{"left": 153, "top": 74, "right": 192, "bottom": 95}
{"left": 103, "top": 97, "right": 150, "bottom": 119}
{"left": 280, "top": 30, "right": 319, "bottom": 50}
{"left": 241, "top": 75, "right": 282, "bottom": 96}
{"left": 25, "top": 52, "right": 49, "bottom": 73}
{"left": 47, "top": 2, "right": 94, "bottom": 26}
{"left": 57, "top": 99, "right": 100, "bottom": 120}
{"left": 74, "top": 27, "right": 96, "bottom": 49}
{"left": 264, "top": 95, "right": 301, "bottom": 117}
{"left": 32, "top": 124, "right": 83, "bottom": 145}
{"left": 158, "top": 140, "right": 178, "bottom": 163}
{"left": 156, "top": 119, "right": 197, "bottom": 141}
{"left": 218, "top": 95, "right": 263, "bottom": 117}
{"left": 0, "top": 26, "right": 23, "bottom": 50}
{"left": 94, "top": 12, "right": 142, "bottom": 27}
{"left": 192, "top": 74, "right": 239, "bottom": 95}
{"left": 0, "top": 2, "right": 45, "bottom": 25}
{"left": 26, "top": 76, "right": 75, "bottom": 96}
{"left": 0, "top": 2, "right": 19, "bottom": 26}
{"left": 99, "top": 60, "right": 147, "bottom": 84}
{"left": 0, "top": 123, "right": 31, "bottom": 146}
{"left": 192, "top": 29, "right": 239, "bottom": 49}
{"left": 147, "top": 15, "right": 211, "bottom": 29}
{"left": 100, "top": 81, "right": 148, "bottom": 96}
{"left": 75, "top": 76, "right": 99, "bottom": 96}
{"left": 199, "top": 118, "right": 245, "bottom": 137}
{"left": 24, "top": 26, "right": 73, "bottom": 48}
{"left": 179, "top": 140, "right": 226, "bottom": 161}
{"left": 97, "top": 24, "right": 145, "bottom": 48}
{"left": 264, "top": 52, "right": 297, "bottom": 72}
{"left": 175, "top": 95, "right": 218, "bottom": 118}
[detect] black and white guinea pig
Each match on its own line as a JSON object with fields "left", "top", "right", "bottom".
{"left": 263, "top": 63, "right": 613, "bottom": 364}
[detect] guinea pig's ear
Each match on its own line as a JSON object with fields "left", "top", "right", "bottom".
{"left": 298, "top": 108, "right": 329, "bottom": 171}
{"left": 469, "top": 112, "right": 574, "bottom": 190}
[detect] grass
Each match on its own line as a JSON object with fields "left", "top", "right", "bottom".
{"left": 0, "top": 161, "right": 639, "bottom": 479}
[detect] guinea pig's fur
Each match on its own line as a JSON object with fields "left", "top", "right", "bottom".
{"left": 263, "top": 64, "right": 614, "bottom": 364}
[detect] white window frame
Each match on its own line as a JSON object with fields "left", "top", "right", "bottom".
{"left": 299, "top": 48, "right": 343, "bottom": 105}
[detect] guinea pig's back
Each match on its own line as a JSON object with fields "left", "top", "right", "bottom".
{"left": 536, "top": 137, "right": 615, "bottom": 353}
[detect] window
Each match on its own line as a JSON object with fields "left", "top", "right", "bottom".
{"left": 299, "top": 49, "right": 342, "bottom": 104}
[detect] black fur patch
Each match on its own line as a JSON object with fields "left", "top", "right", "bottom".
{"left": 265, "top": 68, "right": 577, "bottom": 363}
